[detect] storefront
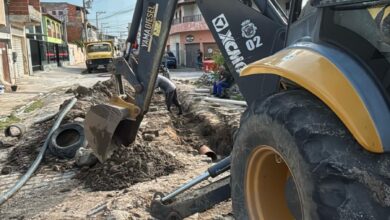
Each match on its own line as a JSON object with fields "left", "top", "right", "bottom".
{"left": 28, "top": 13, "right": 69, "bottom": 71}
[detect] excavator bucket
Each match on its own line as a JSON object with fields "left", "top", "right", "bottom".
{"left": 84, "top": 96, "right": 142, "bottom": 162}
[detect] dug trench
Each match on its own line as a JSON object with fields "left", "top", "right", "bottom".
{"left": 0, "top": 78, "right": 242, "bottom": 219}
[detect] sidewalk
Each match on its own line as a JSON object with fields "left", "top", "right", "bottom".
{"left": 0, "top": 64, "right": 110, "bottom": 117}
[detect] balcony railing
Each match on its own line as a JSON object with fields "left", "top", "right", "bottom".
{"left": 172, "top": 14, "right": 203, "bottom": 25}
{"left": 173, "top": 18, "right": 181, "bottom": 25}
{"left": 183, "top": 14, "right": 202, "bottom": 22}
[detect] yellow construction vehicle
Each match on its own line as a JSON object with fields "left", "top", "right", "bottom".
{"left": 84, "top": 0, "right": 390, "bottom": 219}
{"left": 85, "top": 40, "right": 115, "bottom": 73}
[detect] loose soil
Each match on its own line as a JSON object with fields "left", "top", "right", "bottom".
{"left": 0, "top": 77, "right": 239, "bottom": 219}
{"left": 79, "top": 139, "right": 184, "bottom": 191}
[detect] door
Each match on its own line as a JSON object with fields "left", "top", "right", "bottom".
{"left": 0, "top": 42, "right": 11, "bottom": 83}
{"left": 30, "top": 39, "right": 42, "bottom": 71}
{"left": 185, "top": 43, "right": 200, "bottom": 68}
{"left": 175, "top": 43, "right": 180, "bottom": 65}
{"left": 55, "top": 44, "right": 60, "bottom": 67}
{"left": 12, "top": 36, "right": 26, "bottom": 77}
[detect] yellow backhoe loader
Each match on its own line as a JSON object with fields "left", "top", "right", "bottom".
{"left": 84, "top": 0, "right": 390, "bottom": 219}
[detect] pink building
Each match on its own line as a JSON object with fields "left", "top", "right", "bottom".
{"left": 167, "top": 0, "right": 217, "bottom": 68}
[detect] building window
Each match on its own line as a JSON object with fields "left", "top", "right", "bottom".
{"left": 58, "top": 44, "right": 69, "bottom": 61}
{"left": 47, "top": 20, "right": 52, "bottom": 37}
{"left": 58, "top": 11, "right": 63, "bottom": 16}
{"left": 40, "top": 42, "right": 48, "bottom": 65}
{"left": 46, "top": 43, "right": 57, "bottom": 63}
{"left": 56, "top": 24, "right": 61, "bottom": 38}
{"left": 52, "top": 11, "right": 57, "bottom": 15}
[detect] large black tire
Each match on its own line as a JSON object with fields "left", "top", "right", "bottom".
{"left": 231, "top": 90, "right": 390, "bottom": 220}
{"left": 49, "top": 123, "right": 87, "bottom": 159}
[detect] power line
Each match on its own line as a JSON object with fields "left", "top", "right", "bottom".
{"left": 88, "top": 7, "right": 134, "bottom": 21}
{"left": 104, "top": 23, "right": 130, "bottom": 28}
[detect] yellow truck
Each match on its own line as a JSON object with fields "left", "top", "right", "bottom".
{"left": 85, "top": 41, "right": 114, "bottom": 73}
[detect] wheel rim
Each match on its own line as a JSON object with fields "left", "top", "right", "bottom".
{"left": 245, "top": 146, "right": 302, "bottom": 220}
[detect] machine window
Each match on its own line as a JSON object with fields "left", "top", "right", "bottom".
{"left": 87, "top": 44, "right": 112, "bottom": 53}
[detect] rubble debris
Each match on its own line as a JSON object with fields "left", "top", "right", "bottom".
{"left": 0, "top": 80, "right": 236, "bottom": 219}
{"left": 107, "top": 210, "right": 130, "bottom": 220}
{"left": 78, "top": 138, "right": 183, "bottom": 191}
{"left": 75, "top": 147, "right": 98, "bottom": 167}
{"left": 196, "top": 72, "right": 218, "bottom": 86}
{"left": 0, "top": 98, "right": 77, "bottom": 206}
{"left": 1, "top": 166, "right": 12, "bottom": 175}
{"left": 4, "top": 124, "right": 26, "bottom": 138}
{"left": 142, "top": 129, "right": 159, "bottom": 137}
{"left": 142, "top": 133, "right": 155, "bottom": 141}
{"left": 6, "top": 120, "right": 53, "bottom": 171}
{"left": 87, "top": 202, "right": 108, "bottom": 217}
{"left": 74, "top": 85, "right": 93, "bottom": 97}
{"left": 73, "top": 117, "right": 85, "bottom": 123}
{"left": 0, "top": 138, "right": 17, "bottom": 149}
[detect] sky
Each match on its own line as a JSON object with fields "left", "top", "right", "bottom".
{"left": 42, "top": 0, "right": 136, "bottom": 38}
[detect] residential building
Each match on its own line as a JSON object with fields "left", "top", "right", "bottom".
{"left": 27, "top": 13, "right": 69, "bottom": 71}
{"left": 41, "top": 2, "right": 88, "bottom": 42}
{"left": 87, "top": 23, "right": 98, "bottom": 41}
{"left": 3, "top": 0, "right": 42, "bottom": 81}
{"left": 0, "top": 0, "right": 12, "bottom": 85}
{"left": 167, "top": 0, "right": 217, "bottom": 67}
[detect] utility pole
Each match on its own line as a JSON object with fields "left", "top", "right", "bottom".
{"left": 100, "top": 22, "right": 108, "bottom": 40}
{"left": 83, "top": 0, "right": 92, "bottom": 42}
{"left": 95, "top": 11, "right": 105, "bottom": 36}
{"left": 63, "top": 9, "right": 68, "bottom": 44}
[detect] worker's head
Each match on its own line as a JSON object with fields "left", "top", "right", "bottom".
{"left": 218, "top": 66, "right": 225, "bottom": 72}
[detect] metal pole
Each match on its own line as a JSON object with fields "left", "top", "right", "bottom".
{"left": 100, "top": 23, "right": 108, "bottom": 40}
{"left": 63, "top": 10, "right": 68, "bottom": 43}
{"left": 95, "top": 11, "right": 105, "bottom": 40}
{"left": 83, "top": 0, "right": 88, "bottom": 41}
{"left": 96, "top": 12, "right": 98, "bottom": 31}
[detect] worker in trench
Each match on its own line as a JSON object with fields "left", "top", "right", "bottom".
{"left": 155, "top": 75, "right": 183, "bottom": 115}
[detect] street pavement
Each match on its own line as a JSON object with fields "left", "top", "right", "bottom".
{"left": 0, "top": 65, "right": 204, "bottom": 118}
{"left": 0, "top": 64, "right": 110, "bottom": 117}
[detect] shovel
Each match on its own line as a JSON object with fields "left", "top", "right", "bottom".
{"left": 84, "top": 95, "right": 142, "bottom": 162}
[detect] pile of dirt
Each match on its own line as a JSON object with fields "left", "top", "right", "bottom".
{"left": 66, "top": 78, "right": 184, "bottom": 190}
{"left": 4, "top": 77, "right": 132, "bottom": 173}
{"left": 77, "top": 138, "right": 183, "bottom": 191}
{"left": 4, "top": 119, "right": 76, "bottom": 173}
{"left": 5, "top": 120, "right": 50, "bottom": 171}
{"left": 5, "top": 78, "right": 183, "bottom": 191}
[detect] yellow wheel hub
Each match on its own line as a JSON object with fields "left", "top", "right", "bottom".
{"left": 245, "top": 146, "right": 302, "bottom": 220}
